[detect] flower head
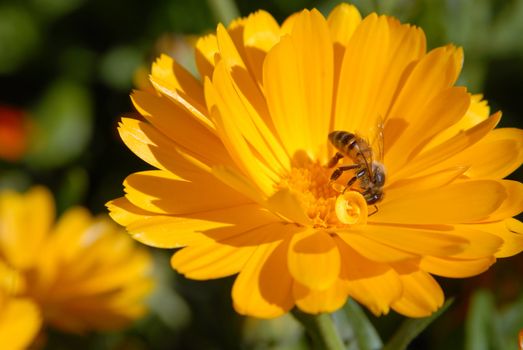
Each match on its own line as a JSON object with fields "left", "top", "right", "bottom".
{"left": 108, "top": 4, "right": 523, "bottom": 318}
{"left": 0, "top": 187, "right": 153, "bottom": 334}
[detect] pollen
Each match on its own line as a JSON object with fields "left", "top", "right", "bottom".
{"left": 275, "top": 156, "right": 368, "bottom": 228}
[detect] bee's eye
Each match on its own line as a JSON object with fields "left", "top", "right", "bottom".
{"left": 374, "top": 169, "right": 385, "bottom": 186}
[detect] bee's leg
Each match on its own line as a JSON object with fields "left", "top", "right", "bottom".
{"left": 326, "top": 152, "right": 344, "bottom": 168}
{"left": 342, "top": 168, "right": 366, "bottom": 193}
{"left": 368, "top": 205, "right": 379, "bottom": 216}
{"left": 330, "top": 164, "right": 360, "bottom": 182}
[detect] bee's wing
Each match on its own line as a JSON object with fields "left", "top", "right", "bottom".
{"left": 370, "top": 117, "right": 385, "bottom": 163}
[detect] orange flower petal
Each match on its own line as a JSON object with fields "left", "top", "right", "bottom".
{"left": 386, "top": 45, "right": 463, "bottom": 133}
{"left": 463, "top": 128, "right": 523, "bottom": 179}
{"left": 386, "top": 87, "right": 470, "bottom": 173}
{"left": 232, "top": 239, "right": 294, "bottom": 318}
{"left": 427, "top": 94, "right": 490, "bottom": 147}
{"left": 334, "top": 13, "right": 390, "bottom": 135}
{"left": 355, "top": 224, "right": 469, "bottom": 257}
{"left": 0, "top": 187, "right": 54, "bottom": 269}
{"left": 109, "top": 197, "right": 282, "bottom": 248}
{"left": 171, "top": 243, "right": 256, "bottom": 280}
{"left": 266, "top": 188, "right": 312, "bottom": 226}
{"left": 327, "top": 3, "right": 362, "bottom": 47}
{"left": 337, "top": 232, "right": 418, "bottom": 262}
{"left": 391, "top": 270, "right": 444, "bottom": 318}
{"left": 205, "top": 73, "right": 279, "bottom": 195}
{"left": 106, "top": 196, "right": 156, "bottom": 227}
{"left": 423, "top": 128, "right": 523, "bottom": 180}
{"left": 210, "top": 59, "right": 289, "bottom": 176}
{"left": 263, "top": 9, "right": 334, "bottom": 160}
{"left": 374, "top": 180, "right": 506, "bottom": 224}
{"left": 419, "top": 256, "right": 495, "bottom": 278}
{"left": 131, "top": 91, "right": 228, "bottom": 164}
{"left": 151, "top": 54, "right": 205, "bottom": 106}
{"left": 385, "top": 166, "right": 468, "bottom": 198}
{"left": 293, "top": 279, "right": 348, "bottom": 314}
{"left": 393, "top": 112, "right": 501, "bottom": 180}
{"left": 446, "top": 227, "right": 503, "bottom": 259}
{"left": 328, "top": 3, "right": 362, "bottom": 107}
{"left": 493, "top": 219, "right": 523, "bottom": 257}
{"left": 123, "top": 170, "right": 249, "bottom": 215}
{"left": 149, "top": 55, "right": 209, "bottom": 126}
{"left": 289, "top": 9, "right": 333, "bottom": 160}
{"left": 368, "top": 18, "right": 427, "bottom": 136}
{"left": 483, "top": 180, "right": 523, "bottom": 222}
{"left": 195, "top": 34, "right": 218, "bottom": 78}
{"left": 288, "top": 230, "right": 340, "bottom": 290}
{"left": 216, "top": 23, "right": 247, "bottom": 69}
{"left": 118, "top": 117, "right": 209, "bottom": 176}
{"left": 211, "top": 164, "right": 266, "bottom": 204}
{"left": 336, "top": 237, "right": 402, "bottom": 315}
{"left": 0, "top": 298, "right": 41, "bottom": 349}
{"left": 457, "top": 219, "right": 523, "bottom": 258}
{"left": 243, "top": 10, "right": 281, "bottom": 83}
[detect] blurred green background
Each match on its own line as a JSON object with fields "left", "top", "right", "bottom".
{"left": 1, "top": 0, "right": 522, "bottom": 349}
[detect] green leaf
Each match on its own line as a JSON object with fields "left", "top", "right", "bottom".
{"left": 243, "top": 314, "right": 306, "bottom": 350}
{"left": 55, "top": 166, "right": 88, "bottom": 214}
{"left": 25, "top": 79, "right": 92, "bottom": 169}
{"left": 383, "top": 298, "right": 454, "bottom": 350}
{"left": 317, "top": 0, "right": 377, "bottom": 17}
{"left": 491, "top": 0, "right": 523, "bottom": 56}
{"left": 99, "top": 46, "right": 143, "bottom": 91}
{"left": 465, "top": 289, "right": 495, "bottom": 350}
{"left": 0, "top": 5, "right": 39, "bottom": 74}
{"left": 333, "top": 299, "right": 382, "bottom": 350}
{"left": 30, "top": 0, "right": 86, "bottom": 20}
{"left": 0, "top": 169, "right": 31, "bottom": 191}
{"left": 147, "top": 253, "right": 191, "bottom": 331}
{"left": 291, "top": 309, "right": 346, "bottom": 350}
{"left": 207, "top": 0, "right": 240, "bottom": 25}
{"left": 492, "top": 293, "right": 523, "bottom": 350}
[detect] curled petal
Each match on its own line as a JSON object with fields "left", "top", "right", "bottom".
{"left": 335, "top": 191, "right": 368, "bottom": 225}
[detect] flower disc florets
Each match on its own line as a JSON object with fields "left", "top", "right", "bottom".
{"left": 275, "top": 157, "right": 367, "bottom": 228}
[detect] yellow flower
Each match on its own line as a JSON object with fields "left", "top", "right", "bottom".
{"left": 108, "top": 4, "right": 523, "bottom": 318}
{"left": 0, "top": 262, "right": 41, "bottom": 350}
{"left": 0, "top": 187, "right": 153, "bottom": 334}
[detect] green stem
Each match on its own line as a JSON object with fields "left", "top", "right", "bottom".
{"left": 292, "top": 309, "right": 346, "bottom": 350}
{"left": 207, "top": 0, "right": 240, "bottom": 25}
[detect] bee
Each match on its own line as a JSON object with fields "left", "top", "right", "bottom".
{"left": 327, "top": 126, "right": 386, "bottom": 214}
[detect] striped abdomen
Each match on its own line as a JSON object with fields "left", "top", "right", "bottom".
{"left": 328, "top": 131, "right": 372, "bottom": 162}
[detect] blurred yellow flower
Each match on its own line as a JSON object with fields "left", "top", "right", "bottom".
{"left": 0, "top": 186, "right": 153, "bottom": 340}
{"left": 0, "top": 262, "right": 41, "bottom": 350}
{"left": 108, "top": 4, "right": 523, "bottom": 318}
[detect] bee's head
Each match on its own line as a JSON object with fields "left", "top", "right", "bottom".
{"left": 372, "top": 162, "right": 386, "bottom": 187}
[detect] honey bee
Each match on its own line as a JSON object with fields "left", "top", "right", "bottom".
{"left": 327, "top": 126, "right": 386, "bottom": 214}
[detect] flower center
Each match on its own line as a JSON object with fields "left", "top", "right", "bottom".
{"left": 276, "top": 156, "right": 368, "bottom": 228}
